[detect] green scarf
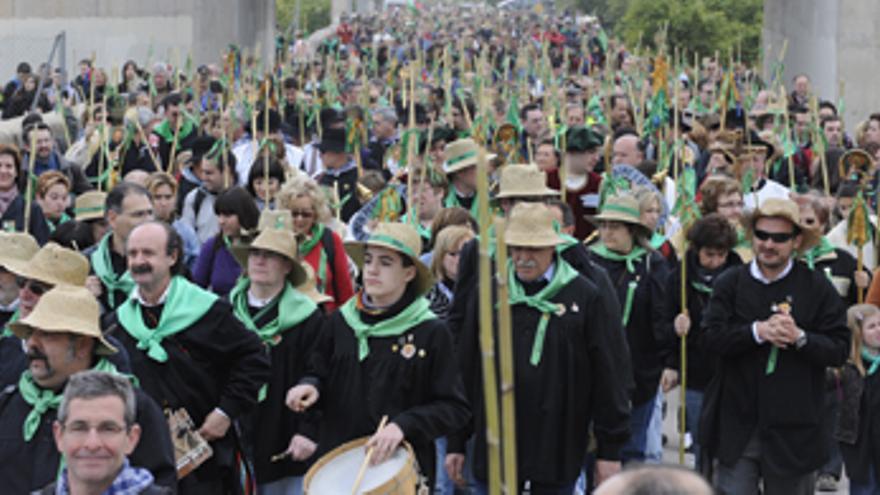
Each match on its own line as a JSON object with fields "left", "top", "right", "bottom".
{"left": 402, "top": 213, "right": 432, "bottom": 244}
{"left": 117, "top": 276, "right": 218, "bottom": 362}
{"left": 230, "top": 278, "right": 317, "bottom": 346}
{"left": 19, "top": 358, "right": 122, "bottom": 441}
{"left": 153, "top": 118, "right": 195, "bottom": 144}
{"left": 1, "top": 308, "right": 18, "bottom": 337}
{"left": 507, "top": 258, "right": 579, "bottom": 366}
{"left": 444, "top": 187, "right": 479, "bottom": 219}
{"left": 863, "top": 348, "right": 880, "bottom": 376}
{"left": 299, "top": 224, "right": 329, "bottom": 293}
{"left": 802, "top": 237, "right": 835, "bottom": 270}
{"left": 691, "top": 281, "right": 713, "bottom": 294}
{"left": 90, "top": 234, "right": 135, "bottom": 309}
{"left": 339, "top": 294, "right": 436, "bottom": 361}
{"left": 46, "top": 212, "right": 71, "bottom": 234}
{"left": 649, "top": 232, "right": 666, "bottom": 251}
{"left": 589, "top": 244, "right": 648, "bottom": 274}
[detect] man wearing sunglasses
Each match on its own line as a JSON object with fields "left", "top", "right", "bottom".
{"left": 702, "top": 198, "right": 849, "bottom": 495}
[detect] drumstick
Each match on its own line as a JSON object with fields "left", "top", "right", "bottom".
{"left": 270, "top": 451, "right": 289, "bottom": 463}
{"left": 351, "top": 415, "right": 389, "bottom": 495}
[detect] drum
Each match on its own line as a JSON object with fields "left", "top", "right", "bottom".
{"left": 304, "top": 437, "right": 419, "bottom": 494}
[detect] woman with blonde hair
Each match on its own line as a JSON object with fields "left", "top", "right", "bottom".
{"left": 34, "top": 171, "right": 71, "bottom": 233}
{"left": 426, "top": 225, "right": 475, "bottom": 319}
{"left": 278, "top": 176, "right": 354, "bottom": 312}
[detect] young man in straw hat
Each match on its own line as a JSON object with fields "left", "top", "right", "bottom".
{"left": 104, "top": 221, "right": 270, "bottom": 494}
{"left": 286, "top": 222, "right": 469, "bottom": 488}
{"left": 447, "top": 202, "right": 630, "bottom": 494}
{"left": 442, "top": 137, "right": 496, "bottom": 219}
{"left": 702, "top": 197, "right": 849, "bottom": 494}
{"left": 227, "top": 219, "right": 324, "bottom": 495}
{"left": 0, "top": 285, "right": 175, "bottom": 493}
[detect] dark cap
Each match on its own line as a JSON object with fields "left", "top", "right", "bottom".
{"left": 565, "top": 126, "right": 603, "bottom": 152}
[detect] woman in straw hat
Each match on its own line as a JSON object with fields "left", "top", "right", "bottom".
{"left": 228, "top": 224, "right": 324, "bottom": 495}
{"left": 286, "top": 222, "right": 469, "bottom": 487}
{"left": 586, "top": 193, "right": 671, "bottom": 463}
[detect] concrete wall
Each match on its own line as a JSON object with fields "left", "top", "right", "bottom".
{"left": 763, "top": 0, "right": 880, "bottom": 130}
{"left": 0, "top": 0, "right": 274, "bottom": 81}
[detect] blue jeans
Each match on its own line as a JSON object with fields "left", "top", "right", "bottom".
{"left": 435, "top": 436, "right": 477, "bottom": 494}
{"left": 621, "top": 397, "right": 657, "bottom": 463}
{"left": 258, "top": 475, "right": 303, "bottom": 495}
{"left": 644, "top": 390, "right": 664, "bottom": 462}
{"left": 685, "top": 389, "right": 704, "bottom": 465}
{"left": 852, "top": 465, "right": 880, "bottom": 495}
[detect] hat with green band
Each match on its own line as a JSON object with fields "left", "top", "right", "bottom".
{"left": 505, "top": 202, "right": 567, "bottom": 248}
{"left": 230, "top": 228, "right": 308, "bottom": 286}
{"left": 344, "top": 222, "right": 434, "bottom": 296}
{"left": 443, "top": 138, "right": 497, "bottom": 174}
{"left": 74, "top": 191, "right": 107, "bottom": 222}
{"left": 587, "top": 194, "right": 652, "bottom": 237}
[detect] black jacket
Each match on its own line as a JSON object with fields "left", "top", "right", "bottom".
{"left": 104, "top": 297, "right": 271, "bottom": 488}
{"left": 317, "top": 165, "right": 362, "bottom": 222}
{"left": 836, "top": 363, "right": 880, "bottom": 485}
{"left": 0, "top": 381, "right": 176, "bottom": 494}
{"left": 700, "top": 261, "right": 849, "bottom": 477}
{"left": 301, "top": 291, "right": 470, "bottom": 485}
{"left": 1, "top": 194, "right": 50, "bottom": 246}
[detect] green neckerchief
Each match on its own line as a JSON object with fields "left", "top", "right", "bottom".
{"left": 230, "top": 278, "right": 317, "bottom": 346}
{"left": 46, "top": 212, "right": 71, "bottom": 234}
{"left": 736, "top": 228, "right": 749, "bottom": 248}
{"left": 19, "top": 358, "right": 122, "bottom": 441}
{"left": 552, "top": 220, "right": 578, "bottom": 252}
{"left": 117, "top": 276, "right": 218, "bottom": 362}
{"left": 691, "top": 281, "right": 713, "bottom": 294}
{"left": 863, "top": 349, "right": 880, "bottom": 376}
{"left": 444, "top": 187, "right": 479, "bottom": 220}
{"left": 402, "top": 213, "right": 432, "bottom": 244}
{"left": 299, "top": 223, "right": 329, "bottom": 293}
{"left": 339, "top": 293, "right": 436, "bottom": 361}
{"left": 650, "top": 232, "right": 666, "bottom": 251}
{"left": 802, "top": 237, "right": 835, "bottom": 270}
{"left": 507, "top": 258, "right": 579, "bottom": 366}
{"left": 1, "top": 308, "right": 18, "bottom": 337}
{"left": 90, "top": 234, "right": 135, "bottom": 309}
{"left": 589, "top": 244, "right": 648, "bottom": 274}
{"left": 153, "top": 118, "right": 195, "bottom": 143}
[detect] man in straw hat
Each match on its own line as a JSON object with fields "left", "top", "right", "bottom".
{"left": 0, "top": 285, "right": 175, "bottom": 493}
{"left": 286, "top": 222, "right": 469, "bottom": 487}
{"left": 442, "top": 137, "right": 496, "bottom": 219}
{"left": 447, "top": 202, "right": 630, "bottom": 493}
{"left": 0, "top": 242, "right": 92, "bottom": 387}
{"left": 701, "top": 197, "right": 849, "bottom": 494}
{"left": 104, "top": 221, "right": 270, "bottom": 494}
{"left": 84, "top": 182, "right": 154, "bottom": 312}
{"left": 227, "top": 214, "right": 325, "bottom": 494}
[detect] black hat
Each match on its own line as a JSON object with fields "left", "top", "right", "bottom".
{"left": 318, "top": 127, "right": 347, "bottom": 153}
{"left": 566, "top": 126, "right": 602, "bottom": 152}
{"left": 256, "top": 108, "right": 282, "bottom": 134}
{"left": 320, "top": 108, "right": 344, "bottom": 129}
{"left": 191, "top": 136, "right": 217, "bottom": 162}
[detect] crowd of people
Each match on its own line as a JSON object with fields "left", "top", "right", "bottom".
{"left": 0, "top": 2, "right": 880, "bottom": 495}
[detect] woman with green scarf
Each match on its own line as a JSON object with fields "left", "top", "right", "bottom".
{"left": 228, "top": 222, "right": 324, "bottom": 495}
{"left": 285, "top": 222, "right": 469, "bottom": 488}
{"left": 278, "top": 176, "right": 354, "bottom": 312}
{"left": 586, "top": 193, "right": 670, "bottom": 463}
{"left": 34, "top": 171, "right": 72, "bottom": 234}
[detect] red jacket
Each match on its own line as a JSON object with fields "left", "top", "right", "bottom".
{"left": 301, "top": 228, "right": 354, "bottom": 313}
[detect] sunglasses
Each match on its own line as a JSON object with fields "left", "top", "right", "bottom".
{"left": 753, "top": 229, "right": 796, "bottom": 244}
{"left": 290, "top": 210, "right": 314, "bottom": 219}
{"left": 16, "top": 277, "right": 52, "bottom": 296}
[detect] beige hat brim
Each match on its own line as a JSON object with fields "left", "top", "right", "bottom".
{"left": 586, "top": 212, "right": 653, "bottom": 238}
{"left": 230, "top": 241, "right": 308, "bottom": 286}
{"left": 4, "top": 258, "right": 67, "bottom": 287}
{"left": 743, "top": 212, "right": 822, "bottom": 251}
{"left": 504, "top": 231, "right": 566, "bottom": 248}
{"left": 444, "top": 152, "right": 497, "bottom": 174}
{"left": 9, "top": 321, "right": 117, "bottom": 355}
{"left": 344, "top": 240, "right": 434, "bottom": 297}
{"left": 495, "top": 187, "right": 561, "bottom": 199}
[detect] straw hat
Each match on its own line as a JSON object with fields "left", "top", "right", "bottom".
{"left": 4, "top": 243, "right": 89, "bottom": 287}
{"left": 295, "top": 263, "right": 333, "bottom": 305}
{"left": 344, "top": 222, "right": 434, "bottom": 296}
{"left": 0, "top": 232, "right": 38, "bottom": 271}
{"left": 744, "top": 197, "right": 822, "bottom": 250}
{"left": 257, "top": 209, "right": 294, "bottom": 232}
{"left": 587, "top": 194, "right": 652, "bottom": 238}
{"left": 74, "top": 191, "right": 107, "bottom": 222}
{"left": 495, "top": 164, "right": 560, "bottom": 199}
{"left": 443, "top": 138, "right": 496, "bottom": 174}
{"left": 504, "top": 202, "right": 566, "bottom": 248}
{"left": 9, "top": 285, "right": 117, "bottom": 355}
{"left": 230, "top": 229, "right": 307, "bottom": 286}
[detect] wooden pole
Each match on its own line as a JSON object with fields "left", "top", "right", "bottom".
{"left": 24, "top": 133, "right": 37, "bottom": 234}
{"left": 494, "top": 216, "right": 518, "bottom": 494}
{"left": 263, "top": 76, "right": 271, "bottom": 209}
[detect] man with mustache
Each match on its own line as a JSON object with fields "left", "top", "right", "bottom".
{"left": 104, "top": 221, "right": 270, "bottom": 494}
{"left": 447, "top": 203, "right": 631, "bottom": 493}
{"left": 0, "top": 285, "right": 175, "bottom": 493}
{"left": 702, "top": 198, "right": 849, "bottom": 494}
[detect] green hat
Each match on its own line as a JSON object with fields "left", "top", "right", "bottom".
{"left": 566, "top": 126, "right": 603, "bottom": 152}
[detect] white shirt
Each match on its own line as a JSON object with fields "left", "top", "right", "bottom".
{"left": 232, "top": 141, "right": 305, "bottom": 187}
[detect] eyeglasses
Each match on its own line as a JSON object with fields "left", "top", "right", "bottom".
{"left": 290, "top": 210, "right": 314, "bottom": 219}
{"left": 16, "top": 277, "right": 51, "bottom": 296}
{"left": 717, "top": 201, "right": 744, "bottom": 209}
{"left": 62, "top": 420, "right": 127, "bottom": 440}
{"left": 753, "top": 229, "right": 796, "bottom": 243}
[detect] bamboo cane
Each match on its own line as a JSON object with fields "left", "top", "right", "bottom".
{"left": 782, "top": 85, "right": 796, "bottom": 191}
{"left": 263, "top": 75, "right": 272, "bottom": 209}
{"left": 476, "top": 146, "right": 502, "bottom": 494}
{"left": 809, "top": 95, "right": 830, "bottom": 196}
{"left": 494, "top": 216, "right": 518, "bottom": 494}
{"left": 672, "top": 53, "right": 689, "bottom": 466}
{"left": 24, "top": 133, "right": 37, "bottom": 234}
{"left": 168, "top": 107, "right": 184, "bottom": 175}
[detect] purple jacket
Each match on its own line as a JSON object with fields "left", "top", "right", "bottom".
{"left": 192, "top": 236, "right": 241, "bottom": 297}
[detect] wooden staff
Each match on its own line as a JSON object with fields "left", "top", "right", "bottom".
{"left": 350, "top": 415, "right": 388, "bottom": 495}
{"left": 781, "top": 85, "right": 796, "bottom": 191}
{"left": 809, "top": 95, "right": 829, "bottom": 196}
{"left": 263, "top": 75, "right": 272, "bottom": 209}
{"left": 134, "top": 120, "right": 162, "bottom": 172}
{"left": 168, "top": 108, "right": 184, "bottom": 175}
{"left": 494, "top": 216, "right": 518, "bottom": 494}
{"left": 673, "top": 64, "right": 689, "bottom": 466}
{"left": 476, "top": 146, "right": 502, "bottom": 493}
{"left": 23, "top": 133, "right": 37, "bottom": 234}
